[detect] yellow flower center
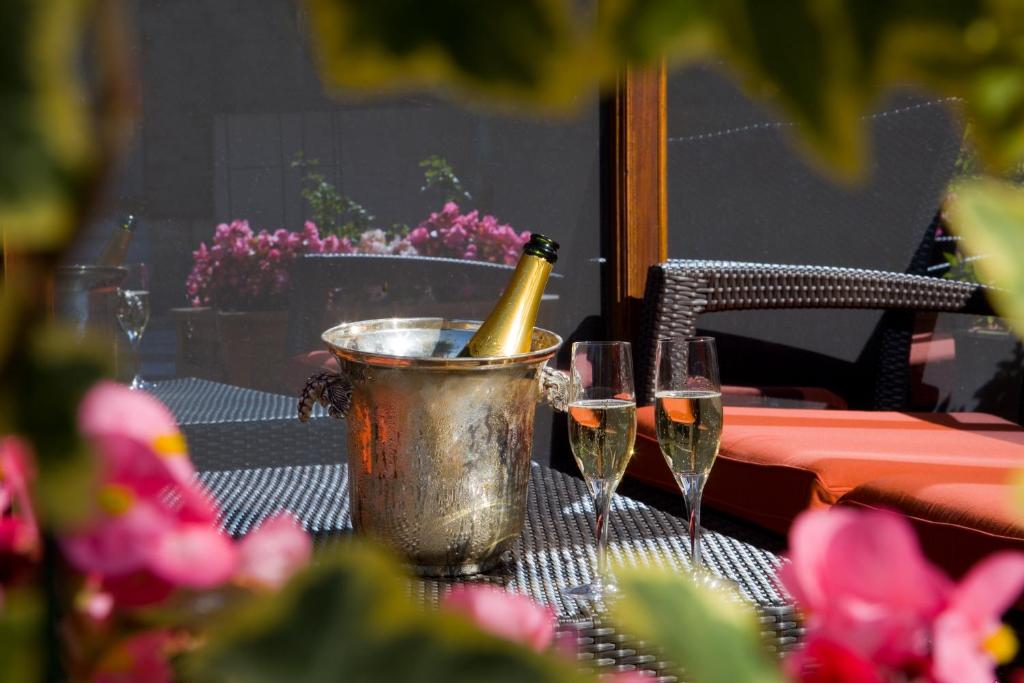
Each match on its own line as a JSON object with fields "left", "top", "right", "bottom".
{"left": 152, "top": 432, "right": 186, "bottom": 458}
{"left": 983, "top": 623, "right": 1018, "bottom": 664}
{"left": 98, "top": 484, "right": 135, "bottom": 516}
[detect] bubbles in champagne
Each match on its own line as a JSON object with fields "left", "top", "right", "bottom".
{"left": 654, "top": 390, "right": 723, "bottom": 477}
{"left": 568, "top": 398, "right": 637, "bottom": 491}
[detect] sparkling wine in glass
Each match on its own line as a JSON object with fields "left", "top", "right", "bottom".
{"left": 117, "top": 263, "right": 151, "bottom": 390}
{"left": 654, "top": 336, "right": 731, "bottom": 589}
{"left": 565, "top": 341, "right": 637, "bottom": 603}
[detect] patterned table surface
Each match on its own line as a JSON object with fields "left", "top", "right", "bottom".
{"left": 150, "top": 379, "right": 802, "bottom": 678}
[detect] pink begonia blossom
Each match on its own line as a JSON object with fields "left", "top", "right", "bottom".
{"left": 781, "top": 508, "right": 1024, "bottom": 682}
{"left": 61, "top": 432, "right": 236, "bottom": 590}
{"left": 0, "top": 437, "right": 38, "bottom": 561}
{"left": 441, "top": 585, "right": 556, "bottom": 651}
{"left": 235, "top": 513, "right": 312, "bottom": 590}
{"left": 186, "top": 210, "right": 528, "bottom": 308}
{"left": 78, "top": 381, "right": 194, "bottom": 485}
{"left": 92, "top": 631, "right": 174, "bottom": 683}
{"left": 76, "top": 580, "right": 115, "bottom": 622}
{"left": 186, "top": 220, "right": 415, "bottom": 310}
{"left": 148, "top": 524, "right": 239, "bottom": 589}
{"left": 779, "top": 508, "right": 950, "bottom": 666}
{"left": 932, "top": 552, "right": 1024, "bottom": 683}
{"left": 65, "top": 383, "right": 310, "bottom": 602}
{"left": 409, "top": 203, "right": 531, "bottom": 265}
{"left": 784, "top": 636, "right": 885, "bottom": 683}
{"left": 101, "top": 570, "right": 175, "bottom": 609}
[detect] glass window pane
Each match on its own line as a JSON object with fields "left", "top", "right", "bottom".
{"left": 666, "top": 64, "right": 1018, "bottom": 421}
{"left": 63, "top": 3, "right": 600, "bottom": 462}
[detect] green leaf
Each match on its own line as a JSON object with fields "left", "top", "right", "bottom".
{"left": 612, "top": 566, "right": 787, "bottom": 683}
{"left": 704, "top": 0, "right": 869, "bottom": 181}
{"left": 4, "top": 325, "right": 108, "bottom": 528}
{"left": 0, "top": 0, "right": 98, "bottom": 251}
{"left": 0, "top": 588, "right": 42, "bottom": 683}
{"left": 597, "top": 0, "right": 712, "bottom": 63}
{"left": 188, "top": 542, "right": 594, "bottom": 683}
{"left": 945, "top": 177, "right": 1024, "bottom": 339}
{"left": 302, "top": 0, "right": 596, "bottom": 110}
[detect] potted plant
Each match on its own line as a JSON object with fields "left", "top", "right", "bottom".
{"left": 181, "top": 156, "right": 540, "bottom": 391}
{"left": 182, "top": 220, "right": 360, "bottom": 390}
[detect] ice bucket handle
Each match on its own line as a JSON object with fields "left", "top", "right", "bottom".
{"left": 297, "top": 371, "right": 353, "bottom": 421}
{"left": 538, "top": 366, "right": 569, "bottom": 413}
{"left": 297, "top": 366, "right": 569, "bottom": 422}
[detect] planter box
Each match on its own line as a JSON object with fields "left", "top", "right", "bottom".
{"left": 170, "top": 307, "right": 289, "bottom": 393}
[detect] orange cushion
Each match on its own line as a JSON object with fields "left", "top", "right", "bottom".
{"left": 628, "top": 406, "right": 1024, "bottom": 534}
{"left": 838, "top": 472, "right": 1024, "bottom": 579}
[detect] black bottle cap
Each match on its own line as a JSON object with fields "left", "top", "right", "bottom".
{"left": 523, "top": 233, "right": 560, "bottom": 264}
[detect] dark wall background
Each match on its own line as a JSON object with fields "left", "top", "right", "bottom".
{"left": 664, "top": 64, "right": 1009, "bottom": 413}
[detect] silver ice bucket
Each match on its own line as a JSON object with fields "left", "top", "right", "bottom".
{"left": 320, "top": 318, "right": 562, "bottom": 576}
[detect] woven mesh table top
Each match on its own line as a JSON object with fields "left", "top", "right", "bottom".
{"left": 154, "top": 379, "right": 802, "bottom": 676}
{"left": 151, "top": 377, "right": 326, "bottom": 424}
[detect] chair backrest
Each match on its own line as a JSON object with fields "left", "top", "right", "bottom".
{"left": 286, "top": 253, "right": 562, "bottom": 355}
{"left": 665, "top": 68, "right": 963, "bottom": 408}
{"left": 634, "top": 255, "right": 992, "bottom": 408}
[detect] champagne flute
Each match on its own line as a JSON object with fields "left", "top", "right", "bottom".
{"left": 654, "top": 337, "right": 731, "bottom": 588}
{"left": 117, "top": 263, "right": 151, "bottom": 390}
{"left": 565, "top": 341, "right": 637, "bottom": 602}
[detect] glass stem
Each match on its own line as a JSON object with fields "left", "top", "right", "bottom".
{"left": 593, "top": 485, "right": 613, "bottom": 587}
{"left": 679, "top": 473, "right": 706, "bottom": 574}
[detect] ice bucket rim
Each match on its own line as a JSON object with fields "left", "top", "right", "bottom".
{"left": 322, "top": 317, "right": 561, "bottom": 369}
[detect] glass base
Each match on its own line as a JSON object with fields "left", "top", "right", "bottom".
{"left": 693, "top": 571, "right": 744, "bottom": 600}
{"left": 128, "top": 376, "right": 154, "bottom": 391}
{"left": 562, "top": 580, "right": 618, "bottom": 605}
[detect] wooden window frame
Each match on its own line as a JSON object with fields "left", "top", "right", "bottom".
{"left": 602, "top": 61, "right": 668, "bottom": 345}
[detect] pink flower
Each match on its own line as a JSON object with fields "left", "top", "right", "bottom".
{"left": 781, "top": 508, "right": 1024, "bottom": 682}
{"left": 604, "top": 673, "right": 654, "bottom": 683}
{"left": 79, "top": 381, "right": 194, "bottom": 485}
{"left": 100, "top": 571, "right": 175, "bottom": 608}
{"left": 410, "top": 203, "right": 529, "bottom": 264}
{"left": 784, "top": 637, "right": 885, "bottom": 683}
{"left": 932, "top": 552, "right": 1024, "bottom": 683}
{"left": 779, "top": 508, "right": 950, "bottom": 666}
{"left": 76, "top": 580, "right": 115, "bottom": 622}
{"left": 441, "top": 585, "right": 555, "bottom": 651}
{"left": 91, "top": 631, "right": 174, "bottom": 683}
{"left": 235, "top": 513, "right": 312, "bottom": 590}
{"left": 148, "top": 524, "right": 239, "bottom": 589}
{"left": 0, "top": 437, "right": 37, "bottom": 560}
{"left": 187, "top": 219, "right": 423, "bottom": 309}
{"left": 64, "top": 384, "right": 236, "bottom": 593}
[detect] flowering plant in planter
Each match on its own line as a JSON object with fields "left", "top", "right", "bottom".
{"left": 185, "top": 220, "right": 415, "bottom": 311}
{"left": 187, "top": 206, "right": 532, "bottom": 311}
{"left": 408, "top": 202, "right": 531, "bottom": 266}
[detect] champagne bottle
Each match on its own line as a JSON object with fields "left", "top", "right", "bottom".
{"left": 459, "top": 233, "right": 559, "bottom": 357}
{"left": 97, "top": 214, "right": 137, "bottom": 267}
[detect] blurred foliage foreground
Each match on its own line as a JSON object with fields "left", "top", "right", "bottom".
{"left": 6, "top": 0, "right": 1024, "bottom": 681}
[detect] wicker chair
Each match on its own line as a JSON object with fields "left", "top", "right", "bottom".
{"left": 627, "top": 261, "right": 1024, "bottom": 578}
{"left": 635, "top": 260, "right": 995, "bottom": 410}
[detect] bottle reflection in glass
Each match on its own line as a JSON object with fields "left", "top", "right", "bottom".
{"left": 565, "top": 341, "right": 636, "bottom": 603}
{"left": 654, "top": 336, "right": 732, "bottom": 590}
{"left": 117, "top": 263, "right": 151, "bottom": 390}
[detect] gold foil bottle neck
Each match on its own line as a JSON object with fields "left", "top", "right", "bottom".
{"left": 460, "top": 249, "right": 555, "bottom": 358}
